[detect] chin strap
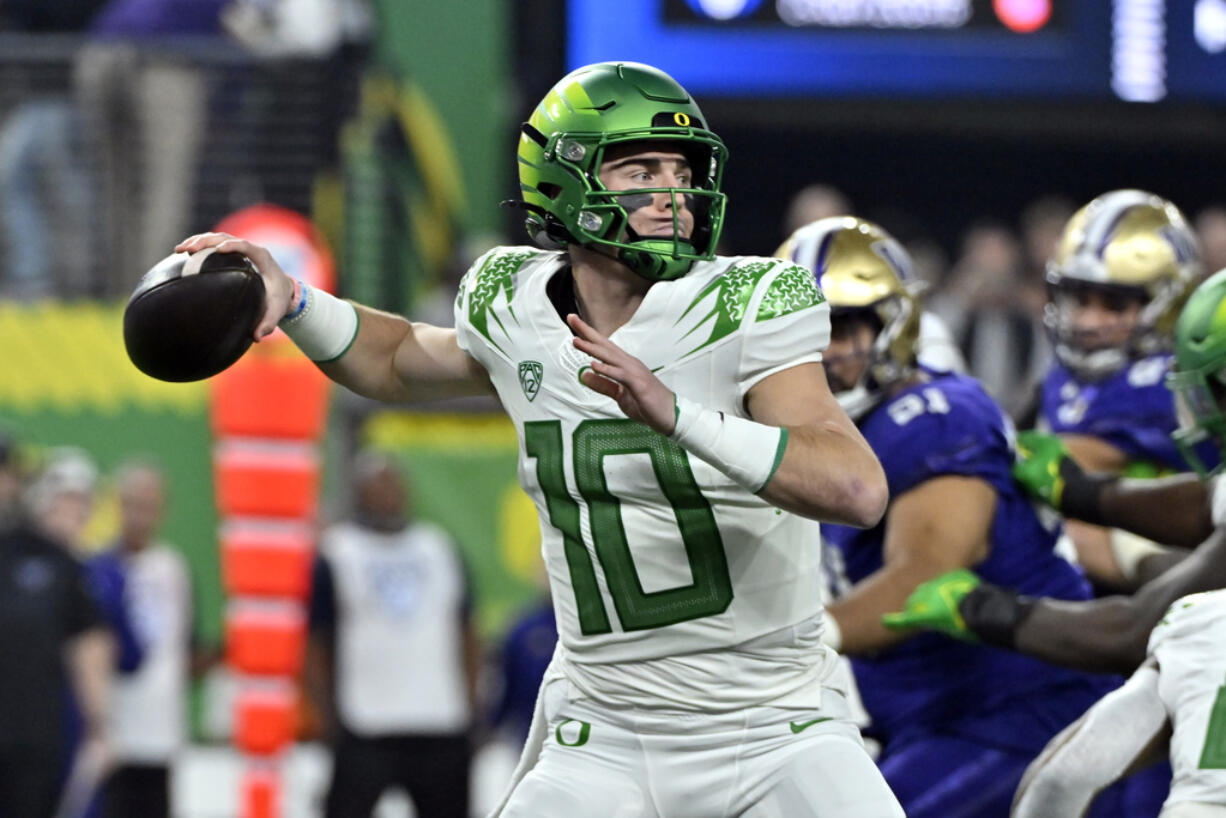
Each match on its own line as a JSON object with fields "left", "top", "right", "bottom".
{"left": 619, "top": 237, "right": 697, "bottom": 281}
{"left": 1056, "top": 342, "right": 1129, "bottom": 382}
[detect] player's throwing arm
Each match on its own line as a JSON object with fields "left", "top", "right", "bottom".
{"left": 174, "top": 232, "right": 490, "bottom": 403}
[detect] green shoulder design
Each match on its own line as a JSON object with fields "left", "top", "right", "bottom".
{"left": 674, "top": 259, "right": 776, "bottom": 357}
{"left": 673, "top": 259, "right": 824, "bottom": 360}
{"left": 462, "top": 248, "right": 541, "bottom": 354}
{"left": 756, "top": 263, "right": 825, "bottom": 323}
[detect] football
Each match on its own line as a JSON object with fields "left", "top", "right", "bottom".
{"left": 123, "top": 249, "right": 266, "bottom": 382}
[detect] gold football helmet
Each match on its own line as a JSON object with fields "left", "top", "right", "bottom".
{"left": 1046, "top": 189, "right": 1201, "bottom": 380}
{"left": 777, "top": 216, "right": 923, "bottom": 418}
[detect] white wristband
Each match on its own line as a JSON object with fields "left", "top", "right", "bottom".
{"left": 278, "top": 282, "right": 359, "bottom": 362}
{"left": 1212, "top": 475, "right": 1226, "bottom": 528}
{"left": 669, "top": 396, "right": 788, "bottom": 493}
{"left": 1108, "top": 529, "right": 1167, "bottom": 583}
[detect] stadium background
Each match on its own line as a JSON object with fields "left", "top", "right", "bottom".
{"left": 1, "top": 0, "right": 1224, "bottom": 815}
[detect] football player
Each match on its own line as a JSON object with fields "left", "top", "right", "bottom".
{"left": 178, "top": 62, "right": 903, "bottom": 817}
{"left": 1011, "top": 591, "right": 1226, "bottom": 818}
{"left": 1031, "top": 190, "right": 1208, "bottom": 589}
{"left": 775, "top": 217, "right": 966, "bottom": 380}
{"left": 778, "top": 217, "right": 1129, "bottom": 817}
{"left": 884, "top": 268, "right": 1226, "bottom": 815}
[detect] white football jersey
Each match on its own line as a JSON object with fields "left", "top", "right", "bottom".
{"left": 1149, "top": 590, "right": 1226, "bottom": 810}
{"left": 322, "top": 521, "right": 471, "bottom": 735}
{"left": 455, "top": 247, "right": 838, "bottom": 710}
{"left": 110, "top": 545, "right": 191, "bottom": 763}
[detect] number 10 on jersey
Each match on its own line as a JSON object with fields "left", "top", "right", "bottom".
{"left": 524, "top": 419, "right": 734, "bottom": 635}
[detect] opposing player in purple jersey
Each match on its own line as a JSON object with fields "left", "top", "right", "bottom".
{"left": 778, "top": 217, "right": 1128, "bottom": 818}
{"left": 1034, "top": 189, "right": 1211, "bottom": 589}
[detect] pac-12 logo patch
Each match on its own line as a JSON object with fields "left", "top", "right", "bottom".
{"left": 518, "top": 360, "right": 543, "bottom": 402}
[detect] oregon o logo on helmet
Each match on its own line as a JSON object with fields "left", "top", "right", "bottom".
{"left": 673, "top": 112, "right": 691, "bottom": 127}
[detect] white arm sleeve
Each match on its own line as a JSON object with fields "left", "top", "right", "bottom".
{"left": 1211, "top": 476, "right": 1226, "bottom": 528}
{"left": 1012, "top": 666, "right": 1167, "bottom": 818}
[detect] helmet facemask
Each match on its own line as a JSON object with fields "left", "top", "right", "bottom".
{"left": 828, "top": 292, "right": 922, "bottom": 421}
{"left": 527, "top": 129, "right": 727, "bottom": 281}
{"left": 1168, "top": 366, "right": 1226, "bottom": 477}
{"left": 517, "top": 63, "right": 729, "bottom": 282}
{"left": 1168, "top": 267, "right": 1226, "bottom": 477}
{"left": 1045, "top": 190, "right": 1201, "bottom": 381}
{"left": 1044, "top": 278, "right": 1148, "bottom": 381}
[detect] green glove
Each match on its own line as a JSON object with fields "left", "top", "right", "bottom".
{"left": 1011, "top": 430, "right": 1077, "bottom": 509}
{"left": 1121, "top": 459, "right": 1164, "bottom": 479}
{"left": 882, "top": 569, "right": 982, "bottom": 641}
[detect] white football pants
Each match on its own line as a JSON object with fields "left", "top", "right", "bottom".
{"left": 496, "top": 674, "right": 903, "bottom": 818}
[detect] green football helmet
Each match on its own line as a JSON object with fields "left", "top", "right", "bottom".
{"left": 517, "top": 62, "right": 728, "bottom": 281}
{"left": 1169, "top": 268, "right": 1226, "bottom": 476}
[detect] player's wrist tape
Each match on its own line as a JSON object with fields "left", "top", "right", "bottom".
{"left": 278, "top": 282, "right": 359, "bottom": 362}
{"left": 1059, "top": 470, "right": 1114, "bottom": 525}
{"left": 1108, "top": 530, "right": 1167, "bottom": 584}
{"left": 669, "top": 396, "right": 788, "bottom": 493}
{"left": 284, "top": 277, "right": 308, "bottom": 321}
{"left": 959, "top": 583, "right": 1038, "bottom": 649}
{"left": 1210, "top": 476, "right": 1226, "bottom": 528}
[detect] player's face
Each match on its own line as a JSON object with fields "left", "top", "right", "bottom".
{"left": 825, "top": 314, "right": 877, "bottom": 393}
{"left": 0, "top": 466, "right": 19, "bottom": 509}
{"left": 119, "top": 469, "right": 165, "bottom": 546}
{"left": 598, "top": 144, "right": 695, "bottom": 241}
{"left": 42, "top": 490, "right": 93, "bottom": 545}
{"left": 357, "top": 463, "right": 407, "bottom": 520}
{"left": 1064, "top": 287, "right": 1144, "bottom": 351}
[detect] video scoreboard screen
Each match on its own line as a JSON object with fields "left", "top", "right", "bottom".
{"left": 566, "top": 0, "right": 1226, "bottom": 103}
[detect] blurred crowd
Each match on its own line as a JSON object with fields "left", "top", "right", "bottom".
{"left": 0, "top": 0, "right": 369, "bottom": 299}
{"left": 0, "top": 433, "right": 554, "bottom": 818}
{"left": 0, "top": 441, "right": 210, "bottom": 817}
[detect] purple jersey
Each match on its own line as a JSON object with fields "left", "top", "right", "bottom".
{"left": 90, "top": 0, "right": 225, "bottom": 36}
{"left": 1040, "top": 354, "right": 1218, "bottom": 472}
{"left": 824, "top": 372, "right": 1114, "bottom": 751}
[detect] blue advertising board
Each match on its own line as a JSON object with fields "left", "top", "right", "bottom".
{"left": 567, "top": 0, "right": 1226, "bottom": 103}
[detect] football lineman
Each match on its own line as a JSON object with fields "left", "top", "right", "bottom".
{"left": 178, "top": 62, "right": 902, "bottom": 817}
{"left": 1033, "top": 190, "right": 1211, "bottom": 588}
{"left": 779, "top": 217, "right": 1129, "bottom": 817}
{"left": 775, "top": 217, "right": 965, "bottom": 382}
{"left": 885, "top": 268, "right": 1226, "bottom": 816}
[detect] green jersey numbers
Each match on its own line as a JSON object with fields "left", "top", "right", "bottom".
{"left": 524, "top": 419, "right": 733, "bottom": 635}
{"left": 523, "top": 420, "right": 611, "bottom": 635}
{"left": 1201, "top": 675, "right": 1226, "bottom": 769}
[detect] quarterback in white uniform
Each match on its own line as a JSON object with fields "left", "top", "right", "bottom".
{"left": 178, "top": 61, "right": 901, "bottom": 817}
